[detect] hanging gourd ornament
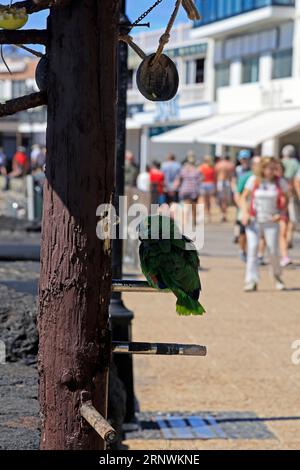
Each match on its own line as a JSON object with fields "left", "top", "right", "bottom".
{"left": 120, "top": 0, "right": 187, "bottom": 102}
{"left": 35, "top": 55, "right": 48, "bottom": 91}
{"left": 0, "top": 6, "right": 28, "bottom": 30}
{"left": 137, "top": 53, "right": 179, "bottom": 102}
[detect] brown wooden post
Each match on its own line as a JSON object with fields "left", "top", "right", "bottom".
{"left": 38, "top": 0, "right": 119, "bottom": 449}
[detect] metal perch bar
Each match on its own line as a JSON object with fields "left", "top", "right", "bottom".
{"left": 112, "top": 279, "right": 168, "bottom": 293}
{"left": 80, "top": 402, "right": 117, "bottom": 444}
{"left": 112, "top": 341, "right": 207, "bottom": 356}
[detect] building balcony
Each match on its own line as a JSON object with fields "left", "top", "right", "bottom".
{"left": 217, "top": 77, "right": 300, "bottom": 114}
{"left": 127, "top": 83, "right": 207, "bottom": 109}
{"left": 177, "top": 83, "right": 206, "bottom": 105}
{"left": 192, "top": 0, "right": 295, "bottom": 38}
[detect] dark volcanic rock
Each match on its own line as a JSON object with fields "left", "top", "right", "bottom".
{"left": 0, "top": 363, "right": 39, "bottom": 450}
{"left": 0, "top": 284, "right": 38, "bottom": 364}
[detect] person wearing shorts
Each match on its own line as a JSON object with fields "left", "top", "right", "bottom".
{"left": 199, "top": 155, "right": 216, "bottom": 222}
{"left": 176, "top": 152, "right": 201, "bottom": 229}
{"left": 215, "top": 155, "right": 235, "bottom": 222}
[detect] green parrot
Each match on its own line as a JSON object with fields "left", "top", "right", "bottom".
{"left": 138, "top": 215, "right": 205, "bottom": 316}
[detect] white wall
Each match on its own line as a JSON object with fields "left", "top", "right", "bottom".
{"left": 0, "top": 80, "right": 11, "bottom": 100}
{"left": 217, "top": 77, "right": 300, "bottom": 114}
{"left": 230, "top": 61, "right": 242, "bottom": 87}
{"left": 217, "top": 83, "right": 263, "bottom": 113}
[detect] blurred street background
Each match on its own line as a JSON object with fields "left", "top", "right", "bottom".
{"left": 1, "top": 0, "right": 300, "bottom": 451}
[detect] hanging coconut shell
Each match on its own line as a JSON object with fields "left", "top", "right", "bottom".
{"left": 35, "top": 55, "right": 48, "bottom": 92}
{"left": 0, "top": 7, "right": 28, "bottom": 30}
{"left": 136, "top": 53, "right": 179, "bottom": 102}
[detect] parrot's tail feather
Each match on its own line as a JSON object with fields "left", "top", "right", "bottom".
{"left": 176, "top": 294, "right": 206, "bottom": 316}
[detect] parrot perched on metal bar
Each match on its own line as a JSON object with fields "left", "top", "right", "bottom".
{"left": 182, "top": 0, "right": 201, "bottom": 21}
{"left": 138, "top": 215, "right": 205, "bottom": 316}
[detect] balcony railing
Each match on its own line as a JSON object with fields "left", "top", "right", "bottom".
{"left": 195, "top": 0, "right": 295, "bottom": 27}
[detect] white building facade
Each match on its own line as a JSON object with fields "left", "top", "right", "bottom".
{"left": 126, "top": 23, "right": 214, "bottom": 169}
{"left": 131, "top": 0, "right": 300, "bottom": 165}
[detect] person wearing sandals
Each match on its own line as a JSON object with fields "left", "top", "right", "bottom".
{"left": 241, "top": 157, "right": 288, "bottom": 292}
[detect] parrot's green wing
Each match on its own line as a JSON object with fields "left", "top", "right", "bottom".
{"left": 139, "top": 241, "right": 170, "bottom": 291}
{"left": 157, "top": 244, "right": 205, "bottom": 316}
{"left": 138, "top": 216, "right": 205, "bottom": 315}
{"left": 139, "top": 236, "right": 205, "bottom": 316}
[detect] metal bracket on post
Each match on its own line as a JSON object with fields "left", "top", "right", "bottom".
{"left": 112, "top": 342, "right": 207, "bottom": 357}
{"left": 112, "top": 279, "right": 168, "bottom": 293}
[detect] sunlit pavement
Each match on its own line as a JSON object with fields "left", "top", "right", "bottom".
{"left": 123, "top": 220, "right": 300, "bottom": 450}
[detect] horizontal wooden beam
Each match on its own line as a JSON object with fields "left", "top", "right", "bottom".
{"left": 0, "top": 29, "right": 48, "bottom": 45}
{"left": 12, "top": 0, "right": 72, "bottom": 14}
{"left": 0, "top": 91, "right": 47, "bottom": 117}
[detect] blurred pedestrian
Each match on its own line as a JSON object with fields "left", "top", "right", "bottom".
{"left": 125, "top": 151, "right": 138, "bottom": 188}
{"left": 215, "top": 155, "right": 235, "bottom": 222}
{"left": 233, "top": 149, "right": 253, "bottom": 262}
{"left": 161, "top": 153, "right": 181, "bottom": 204}
{"left": 0, "top": 147, "right": 7, "bottom": 176}
{"left": 281, "top": 144, "right": 299, "bottom": 180}
{"left": 30, "top": 144, "right": 41, "bottom": 171}
{"left": 176, "top": 151, "right": 201, "bottom": 228}
{"left": 281, "top": 145, "right": 300, "bottom": 251}
{"left": 199, "top": 155, "right": 216, "bottom": 222}
{"left": 274, "top": 159, "right": 292, "bottom": 267}
{"left": 295, "top": 167, "right": 300, "bottom": 201}
{"left": 36, "top": 146, "right": 46, "bottom": 170}
{"left": 12, "top": 146, "right": 29, "bottom": 175}
{"left": 4, "top": 146, "right": 29, "bottom": 191}
{"left": 241, "top": 157, "right": 287, "bottom": 292}
{"left": 137, "top": 165, "right": 150, "bottom": 193}
{"left": 150, "top": 161, "right": 165, "bottom": 205}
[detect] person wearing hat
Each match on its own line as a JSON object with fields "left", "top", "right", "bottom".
{"left": 281, "top": 145, "right": 299, "bottom": 180}
{"left": 234, "top": 149, "right": 253, "bottom": 262}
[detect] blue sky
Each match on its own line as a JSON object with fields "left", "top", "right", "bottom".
{"left": 127, "top": 0, "right": 187, "bottom": 29}
{"left": 23, "top": 0, "right": 188, "bottom": 31}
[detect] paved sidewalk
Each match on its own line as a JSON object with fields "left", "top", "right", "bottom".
{"left": 124, "top": 223, "right": 300, "bottom": 450}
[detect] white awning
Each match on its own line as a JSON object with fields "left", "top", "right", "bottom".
{"left": 151, "top": 112, "right": 253, "bottom": 144}
{"left": 151, "top": 108, "right": 300, "bottom": 148}
{"left": 202, "top": 108, "right": 300, "bottom": 148}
